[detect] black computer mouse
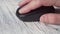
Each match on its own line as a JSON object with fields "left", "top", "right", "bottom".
{"left": 16, "top": 6, "right": 55, "bottom": 22}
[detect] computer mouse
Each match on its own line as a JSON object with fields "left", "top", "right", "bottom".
{"left": 16, "top": 6, "right": 55, "bottom": 22}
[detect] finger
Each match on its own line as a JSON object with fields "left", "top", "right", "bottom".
{"left": 19, "top": 0, "right": 42, "bottom": 14}
{"left": 18, "top": 0, "right": 31, "bottom": 7}
{"left": 40, "top": 13, "right": 60, "bottom": 25}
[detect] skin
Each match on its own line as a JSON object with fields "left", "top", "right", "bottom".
{"left": 18, "top": 0, "right": 60, "bottom": 25}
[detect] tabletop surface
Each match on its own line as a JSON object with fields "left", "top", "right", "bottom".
{"left": 0, "top": 0, "right": 60, "bottom": 34}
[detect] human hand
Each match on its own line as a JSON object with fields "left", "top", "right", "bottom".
{"left": 18, "top": 0, "right": 60, "bottom": 25}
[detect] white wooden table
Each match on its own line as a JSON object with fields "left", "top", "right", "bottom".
{"left": 0, "top": 0, "right": 60, "bottom": 34}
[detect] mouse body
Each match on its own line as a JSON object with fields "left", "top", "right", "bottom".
{"left": 16, "top": 6, "right": 55, "bottom": 22}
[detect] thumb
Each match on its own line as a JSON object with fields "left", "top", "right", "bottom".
{"left": 40, "top": 13, "right": 60, "bottom": 25}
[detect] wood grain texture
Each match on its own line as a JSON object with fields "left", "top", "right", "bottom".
{"left": 0, "top": 0, "right": 60, "bottom": 34}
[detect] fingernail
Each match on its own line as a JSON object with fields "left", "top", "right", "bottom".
{"left": 40, "top": 14, "right": 48, "bottom": 23}
{"left": 19, "top": 10, "right": 23, "bottom": 14}
{"left": 19, "top": 9, "right": 25, "bottom": 14}
{"left": 19, "top": 8, "right": 31, "bottom": 14}
{"left": 40, "top": 15, "right": 45, "bottom": 22}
